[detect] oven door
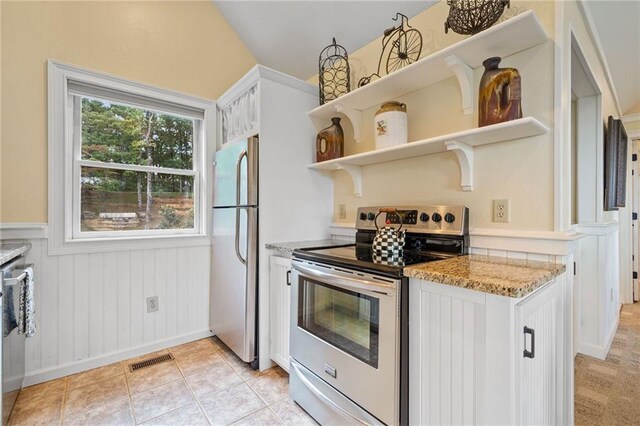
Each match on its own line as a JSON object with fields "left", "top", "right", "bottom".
{"left": 290, "top": 260, "right": 400, "bottom": 425}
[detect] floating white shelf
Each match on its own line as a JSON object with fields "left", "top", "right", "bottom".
{"left": 308, "top": 10, "right": 548, "bottom": 142}
{"left": 308, "top": 117, "right": 549, "bottom": 196}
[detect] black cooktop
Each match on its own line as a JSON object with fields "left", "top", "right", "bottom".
{"left": 293, "top": 244, "right": 451, "bottom": 278}
{"left": 293, "top": 228, "right": 468, "bottom": 278}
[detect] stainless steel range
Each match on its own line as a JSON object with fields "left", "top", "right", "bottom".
{"left": 289, "top": 205, "right": 469, "bottom": 425}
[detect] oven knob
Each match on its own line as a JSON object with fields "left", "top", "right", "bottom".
{"left": 419, "top": 212, "right": 429, "bottom": 222}
{"left": 432, "top": 212, "right": 442, "bottom": 222}
{"left": 444, "top": 213, "right": 455, "bottom": 223}
{"left": 367, "top": 212, "right": 376, "bottom": 221}
{"left": 359, "top": 212, "right": 367, "bottom": 221}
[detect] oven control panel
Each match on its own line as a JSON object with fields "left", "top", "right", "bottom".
{"left": 355, "top": 205, "right": 468, "bottom": 235}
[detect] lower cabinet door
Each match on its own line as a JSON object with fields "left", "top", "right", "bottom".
{"left": 269, "top": 255, "right": 292, "bottom": 371}
{"left": 515, "top": 280, "right": 563, "bottom": 425}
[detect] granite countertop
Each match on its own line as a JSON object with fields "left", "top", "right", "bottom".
{"left": 404, "top": 254, "right": 566, "bottom": 298}
{"left": 265, "top": 239, "right": 353, "bottom": 253}
{"left": 0, "top": 243, "right": 32, "bottom": 266}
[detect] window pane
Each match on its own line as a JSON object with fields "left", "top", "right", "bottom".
{"left": 81, "top": 167, "right": 194, "bottom": 232}
{"left": 80, "top": 96, "right": 194, "bottom": 170}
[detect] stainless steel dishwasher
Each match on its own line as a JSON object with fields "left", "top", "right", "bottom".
{"left": 1, "top": 258, "right": 31, "bottom": 425}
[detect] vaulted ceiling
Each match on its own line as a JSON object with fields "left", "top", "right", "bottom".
{"left": 213, "top": 1, "right": 437, "bottom": 80}
{"left": 581, "top": 0, "right": 640, "bottom": 116}
{"left": 214, "top": 1, "right": 639, "bottom": 116}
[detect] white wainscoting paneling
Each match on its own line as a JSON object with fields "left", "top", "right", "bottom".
{"left": 576, "top": 222, "right": 620, "bottom": 359}
{"left": 2, "top": 229, "right": 211, "bottom": 385}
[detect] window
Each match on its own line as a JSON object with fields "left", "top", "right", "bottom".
{"left": 48, "top": 61, "right": 215, "bottom": 253}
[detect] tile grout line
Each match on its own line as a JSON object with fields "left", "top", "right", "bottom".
{"left": 135, "top": 400, "right": 195, "bottom": 425}
{"left": 197, "top": 339, "right": 241, "bottom": 425}
{"left": 267, "top": 405, "right": 287, "bottom": 425}
{"left": 208, "top": 336, "right": 293, "bottom": 424}
{"left": 176, "top": 355, "right": 211, "bottom": 426}
{"left": 173, "top": 343, "right": 214, "bottom": 426}
{"left": 58, "top": 377, "right": 70, "bottom": 426}
{"left": 122, "top": 360, "right": 139, "bottom": 426}
{"left": 266, "top": 397, "right": 292, "bottom": 426}
{"left": 198, "top": 338, "right": 271, "bottom": 425}
{"left": 63, "top": 364, "right": 131, "bottom": 424}
{"left": 132, "top": 377, "right": 191, "bottom": 425}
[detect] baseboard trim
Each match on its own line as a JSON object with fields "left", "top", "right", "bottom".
{"left": 603, "top": 314, "right": 620, "bottom": 358}
{"left": 577, "top": 342, "right": 607, "bottom": 360}
{"left": 23, "top": 329, "right": 213, "bottom": 386}
{"left": 3, "top": 374, "right": 25, "bottom": 392}
{"left": 577, "top": 314, "right": 619, "bottom": 360}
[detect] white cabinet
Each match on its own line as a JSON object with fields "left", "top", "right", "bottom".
{"left": 409, "top": 278, "right": 565, "bottom": 425}
{"left": 269, "top": 255, "right": 292, "bottom": 371}
{"left": 515, "top": 280, "right": 562, "bottom": 425}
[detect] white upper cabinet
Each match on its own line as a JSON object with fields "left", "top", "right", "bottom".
{"left": 220, "top": 84, "right": 258, "bottom": 145}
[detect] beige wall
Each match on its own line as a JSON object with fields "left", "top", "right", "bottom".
{"left": 313, "top": 1, "right": 557, "bottom": 231}
{"left": 0, "top": 1, "right": 256, "bottom": 223}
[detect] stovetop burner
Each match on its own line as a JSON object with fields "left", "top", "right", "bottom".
{"left": 293, "top": 205, "right": 469, "bottom": 278}
{"left": 314, "top": 245, "right": 445, "bottom": 266}
{"left": 293, "top": 244, "right": 452, "bottom": 278}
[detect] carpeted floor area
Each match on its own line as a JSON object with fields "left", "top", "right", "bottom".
{"left": 575, "top": 302, "right": 640, "bottom": 425}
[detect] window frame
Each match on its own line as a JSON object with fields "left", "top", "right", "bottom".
{"left": 48, "top": 60, "right": 215, "bottom": 255}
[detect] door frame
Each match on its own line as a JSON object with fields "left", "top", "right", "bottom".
{"left": 629, "top": 129, "right": 640, "bottom": 302}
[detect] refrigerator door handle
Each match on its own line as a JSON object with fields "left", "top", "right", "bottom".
{"left": 236, "top": 150, "right": 248, "bottom": 207}
{"left": 235, "top": 207, "right": 246, "bottom": 265}
{"left": 235, "top": 150, "right": 248, "bottom": 265}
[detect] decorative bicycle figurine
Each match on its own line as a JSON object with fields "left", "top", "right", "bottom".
{"left": 358, "top": 13, "right": 423, "bottom": 87}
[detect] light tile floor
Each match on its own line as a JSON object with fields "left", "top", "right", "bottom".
{"left": 8, "top": 337, "right": 316, "bottom": 425}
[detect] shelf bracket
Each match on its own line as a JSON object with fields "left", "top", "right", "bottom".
{"left": 445, "top": 55, "right": 475, "bottom": 116}
{"left": 445, "top": 141, "right": 474, "bottom": 191}
{"left": 334, "top": 104, "right": 362, "bottom": 143}
{"left": 335, "top": 164, "right": 363, "bottom": 197}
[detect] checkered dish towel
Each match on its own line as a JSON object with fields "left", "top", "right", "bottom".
{"left": 18, "top": 267, "right": 36, "bottom": 339}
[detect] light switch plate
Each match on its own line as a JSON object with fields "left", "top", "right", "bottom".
{"left": 493, "top": 199, "right": 509, "bottom": 223}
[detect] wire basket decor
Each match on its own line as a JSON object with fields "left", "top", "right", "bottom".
{"left": 318, "top": 38, "right": 351, "bottom": 105}
{"left": 444, "top": 0, "right": 510, "bottom": 35}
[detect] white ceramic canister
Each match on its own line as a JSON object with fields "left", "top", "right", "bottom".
{"left": 374, "top": 101, "right": 408, "bottom": 149}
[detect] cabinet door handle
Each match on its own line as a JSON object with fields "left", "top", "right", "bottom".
{"left": 523, "top": 326, "right": 535, "bottom": 359}
{"left": 286, "top": 270, "right": 291, "bottom": 286}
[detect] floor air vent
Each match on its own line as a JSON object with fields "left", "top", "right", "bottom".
{"left": 128, "top": 353, "right": 174, "bottom": 372}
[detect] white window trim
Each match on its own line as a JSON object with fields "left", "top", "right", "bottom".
{"left": 48, "top": 60, "right": 216, "bottom": 255}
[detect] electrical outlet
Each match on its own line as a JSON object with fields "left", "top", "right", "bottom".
{"left": 338, "top": 204, "right": 347, "bottom": 220}
{"left": 493, "top": 199, "right": 510, "bottom": 223}
{"left": 147, "top": 296, "right": 159, "bottom": 313}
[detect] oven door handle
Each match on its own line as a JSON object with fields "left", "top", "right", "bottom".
{"left": 290, "top": 361, "right": 370, "bottom": 425}
{"left": 292, "top": 262, "right": 395, "bottom": 296}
